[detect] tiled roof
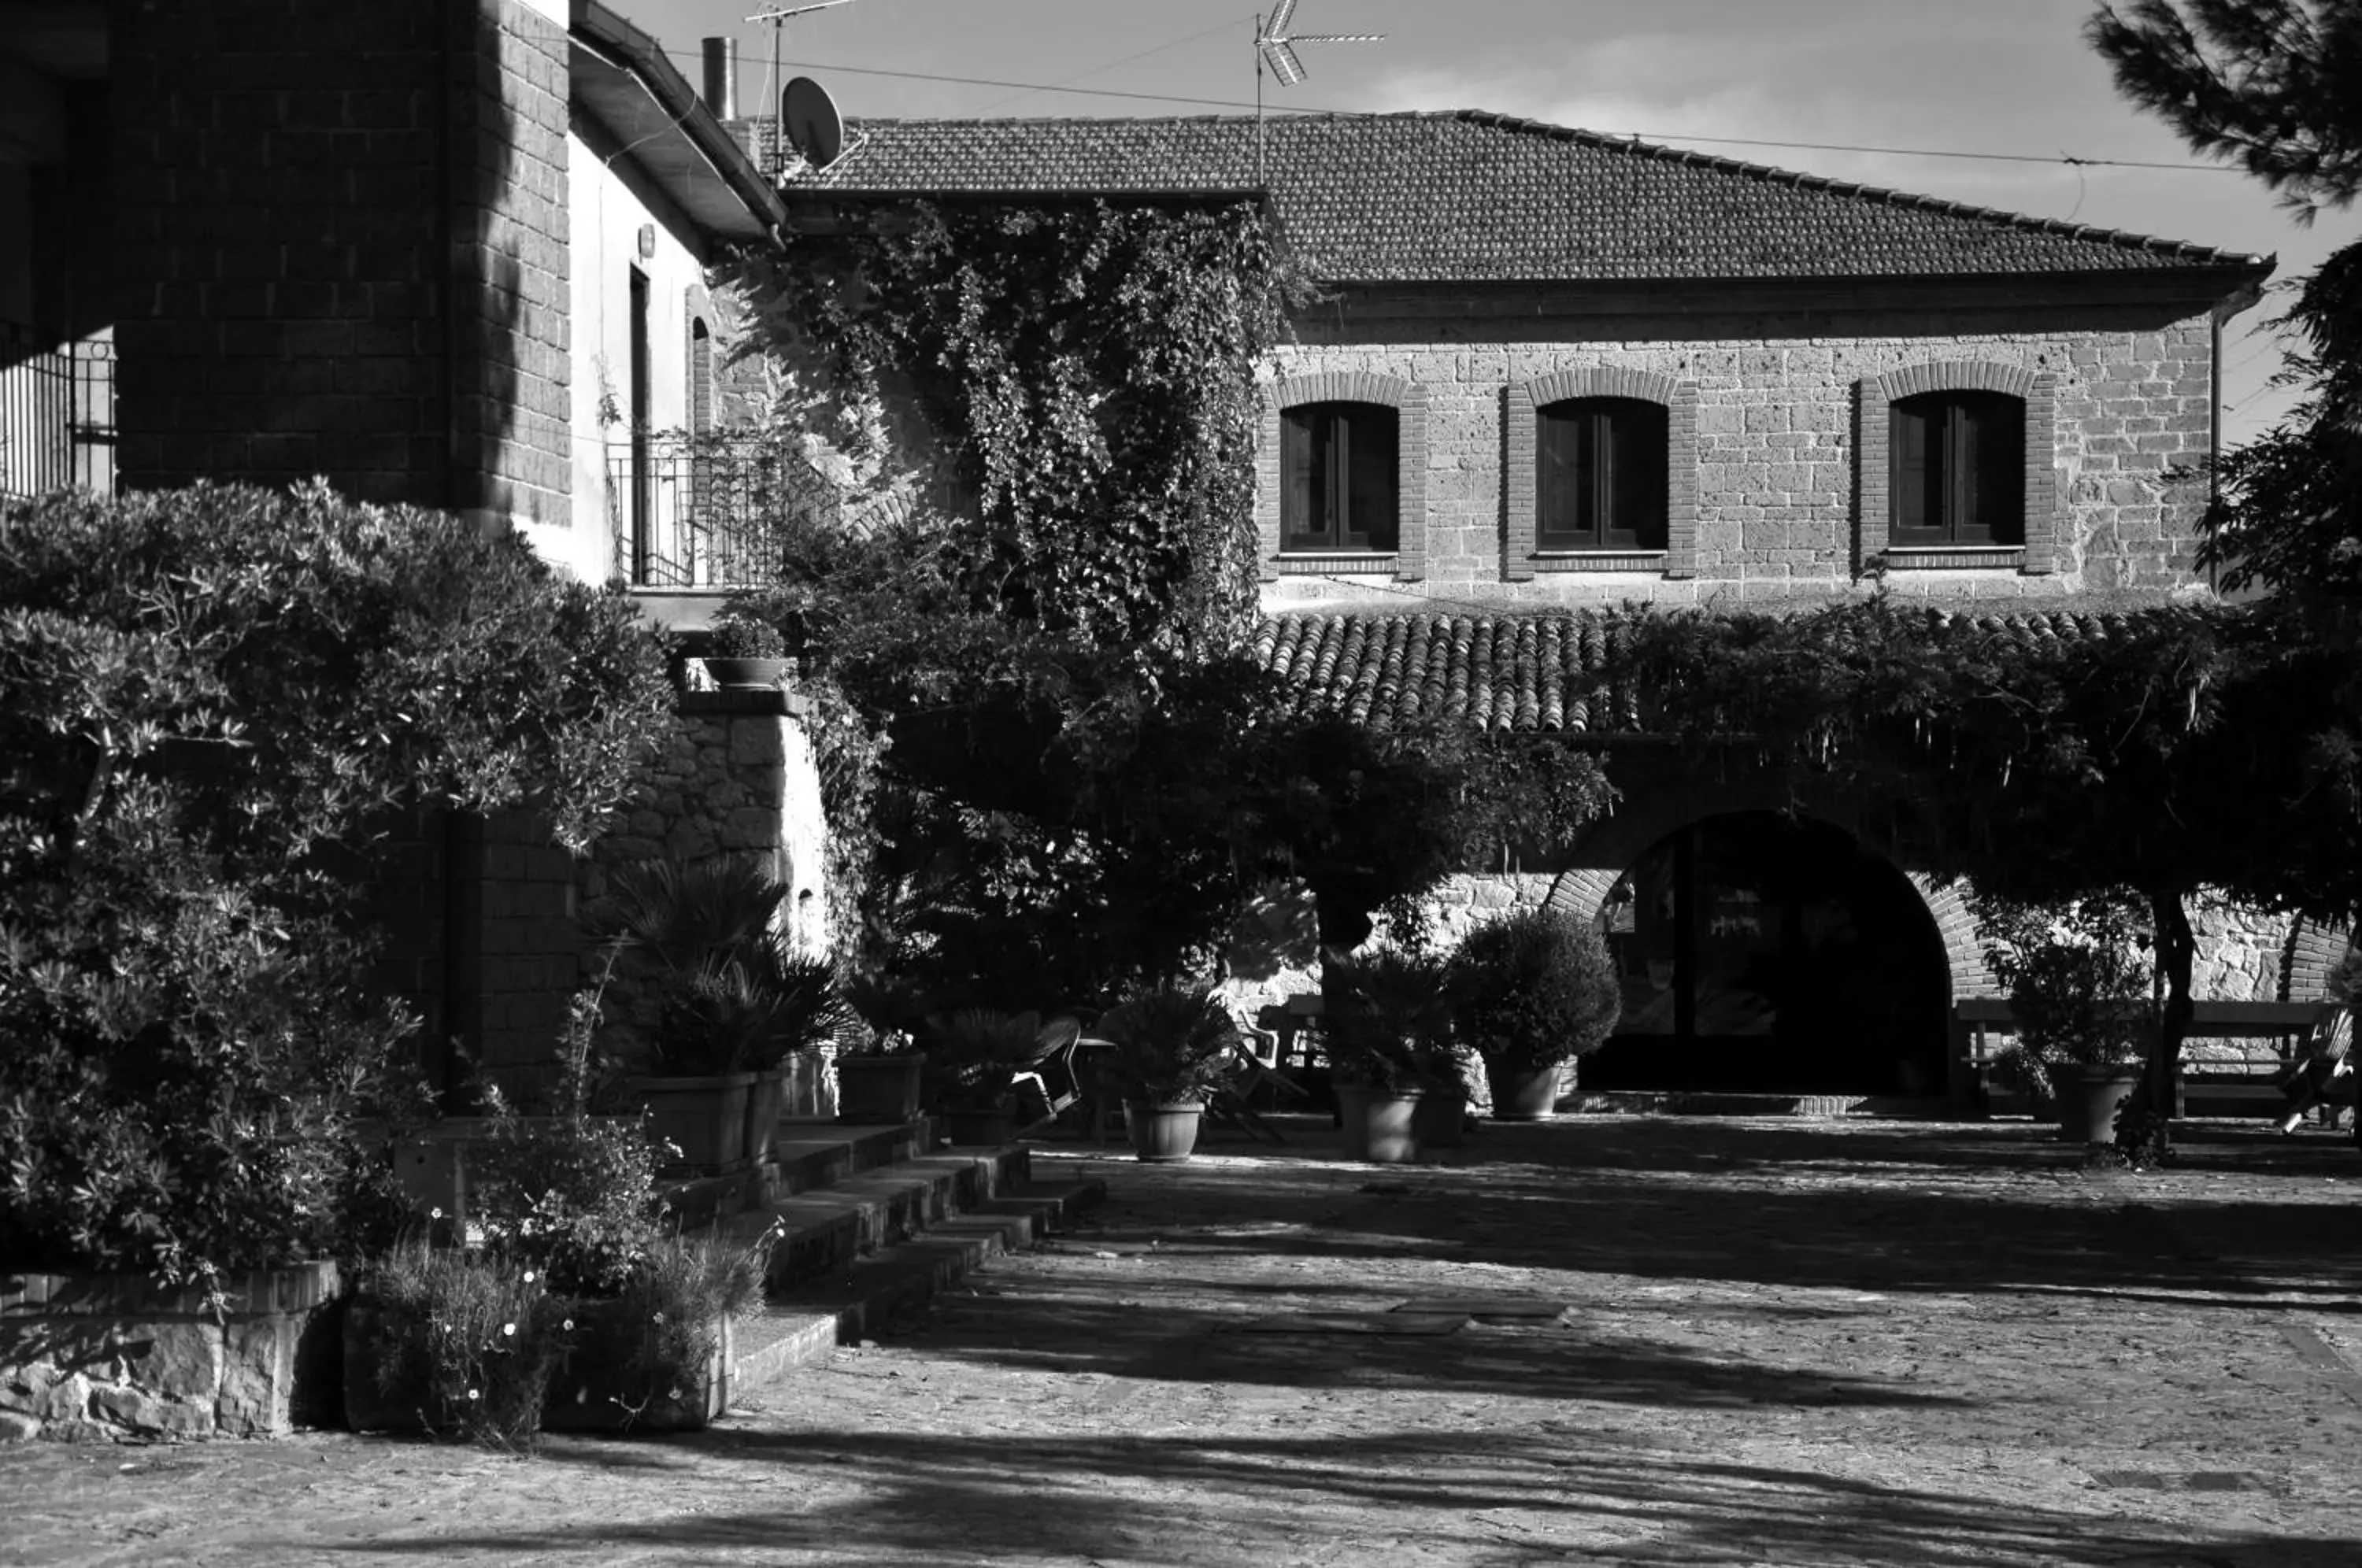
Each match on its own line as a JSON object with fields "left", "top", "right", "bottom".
{"left": 781, "top": 111, "right": 2268, "bottom": 286}
{"left": 1253, "top": 609, "right": 2155, "bottom": 734}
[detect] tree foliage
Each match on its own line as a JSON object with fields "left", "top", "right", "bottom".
{"left": 2088, "top": 2, "right": 2362, "bottom": 598}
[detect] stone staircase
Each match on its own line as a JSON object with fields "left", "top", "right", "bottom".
{"left": 657, "top": 1117, "right": 1105, "bottom": 1404}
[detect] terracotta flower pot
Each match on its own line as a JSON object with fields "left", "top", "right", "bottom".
{"left": 703, "top": 656, "right": 787, "bottom": 690}
{"left": 2055, "top": 1063, "right": 2143, "bottom": 1144}
{"left": 1124, "top": 1101, "right": 1204, "bottom": 1163}
{"left": 1338, "top": 1084, "right": 1425, "bottom": 1163}
{"left": 1484, "top": 1060, "right": 1564, "bottom": 1122}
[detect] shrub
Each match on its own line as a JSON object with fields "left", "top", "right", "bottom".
{"left": 361, "top": 1240, "right": 572, "bottom": 1450}
{"left": 1097, "top": 983, "right": 1240, "bottom": 1104}
{"left": 0, "top": 483, "right": 673, "bottom": 1285}
{"left": 1446, "top": 908, "right": 1621, "bottom": 1073}
{"left": 706, "top": 612, "right": 787, "bottom": 661}
{"left": 1321, "top": 950, "right": 1455, "bottom": 1092}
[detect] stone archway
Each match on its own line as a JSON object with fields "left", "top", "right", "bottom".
{"left": 1564, "top": 811, "right": 1954, "bottom": 1095}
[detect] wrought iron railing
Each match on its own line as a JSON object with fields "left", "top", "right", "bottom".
{"left": 0, "top": 323, "right": 115, "bottom": 501}
{"left": 607, "top": 431, "right": 841, "bottom": 588}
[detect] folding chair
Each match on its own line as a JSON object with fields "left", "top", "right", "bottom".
{"left": 1009, "top": 1014, "right": 1085, "bottom": 1134}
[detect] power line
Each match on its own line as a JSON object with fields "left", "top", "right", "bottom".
{"left": 973, "top": 13, "right": 1256, "bottom": 116}
{"left": 657, "top": 46, "right": 2248, "bottom": 176}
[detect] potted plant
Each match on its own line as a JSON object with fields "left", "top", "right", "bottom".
{"left": 1975, "top": 893, "right": 2153, "bottom": 1144}
{"left": 918, "top": 1008, "right": 1061, "bottom": 1146}
{"left": 1096, "top": 982, "right": 1242, "bottom": 1163}
{"left": 736, "top": 947, "right": 853, "bottom": 1162}
{"left": 1322, "top": 950, "right": 1452, "bottom": 1163}
{"left": 703, "top": 611, "right": 790, "bottom": 690}
{"left": 833, "top": 969, "right": 931, "bottom": 1123}
{"left": 588, "top": 858, "right": 810, "bottom": 1170}
{"left": 1446, "top": 907, "right": 1620, "bottom": 1122}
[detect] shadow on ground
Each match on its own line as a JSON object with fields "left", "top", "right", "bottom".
{"left": 319, "top": 1425, "right": 2360, "bottom": 1566}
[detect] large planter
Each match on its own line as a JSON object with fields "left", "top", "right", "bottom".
{"left": 1124, "top": 1101, "right": 1205, "bottom": 1163}
{"left": 743, "top": 1067, "right": 789, "bottom": 1164}
{"left": 1484, "top": 1060, "right": 1565, "bottom": 1122}
{"left": 2055, "top": 1063, "right": 2144, "bottom": 1144}
{"left": 1412, "top": 1087, "right": 1468, "bottom": 1148}
{"left": 542, "top": 1300, "right": 731, "bottom": 1434}
{"left": 1338, "top": 1084, "right": 1425, "bottom": 1164}
{"left": 631, "top": 1072, "right": 756, "bottom": 1170}
{"left": 837, "top": 1052, "right": 926, "bottom": 1123}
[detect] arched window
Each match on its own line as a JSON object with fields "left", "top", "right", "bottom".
{"left": 1890, "top": 389, "right": 2025, "bottom": 545}
{"left": 1536, "top": 396, "right": 1669, "bottom": 551}
{"left": 1281, "top": 400, "right": 1399, "bottom": 553}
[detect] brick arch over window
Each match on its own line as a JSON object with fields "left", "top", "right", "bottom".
{"left": 1259, "top": 371, "right": 1430, "bottom": 583}
{"left": 1857, "top": 360, "right": 2058, "bottom": 575}
{"left": 1505, "top": 368, "right": 1697, "bottom": 580}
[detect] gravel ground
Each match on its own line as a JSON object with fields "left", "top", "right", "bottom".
{"left": 6, "top": 1113, "right": 2361, "bottom": 1567}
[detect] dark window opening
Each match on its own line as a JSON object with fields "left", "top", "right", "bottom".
{"left": 1891, "top": 389, "right": 2024, "bottom": 546}
{"left": 1281, "top": 400, "right": 1399, "bottom": 553}
{"left": 1537, "top": 396, "right": 1669, "bottom": 551}
{"left": 628, "top": 265, "right": 652, "bottom": 582}
{"left": 688, "top": 317, "right": 713, "bottom": 437}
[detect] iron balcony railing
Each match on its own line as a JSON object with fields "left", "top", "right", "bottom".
{"left": 0, "top": 322, "right": 115, "bottom": 502}
{"left": 607, "top": 431, "right": 843, "bottom": 588}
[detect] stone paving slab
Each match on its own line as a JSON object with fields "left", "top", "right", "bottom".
{"left": 6, "top": 1115, "right": 2362, "bottom": 1566}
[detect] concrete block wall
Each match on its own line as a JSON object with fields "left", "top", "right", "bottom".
{"left": 1261, "top": 303, "right": 2218, "bottom": 611}
{"left": 109, "top": 0, "right": 569, "bottom": 528}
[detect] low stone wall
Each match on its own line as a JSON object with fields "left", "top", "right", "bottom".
{"left": 2, "top": 1263, "right": 342, "bottom": 1442}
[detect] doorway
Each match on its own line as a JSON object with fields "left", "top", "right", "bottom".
{"left": 1582, "top": 812, "right": 1949, "bottom": 1093}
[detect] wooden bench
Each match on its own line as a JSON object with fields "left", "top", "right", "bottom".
{"left": 1952, "top": 998, "right": 2325, "bottom": 1117}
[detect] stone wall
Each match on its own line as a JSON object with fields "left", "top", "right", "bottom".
{"left": 582, "top": 688, "right": 833, "bottom": 1063}
{"left": 2, "top": 1264, "right": 342, "bottom": 1442}
{"left": 1261, "top": 301, "right": 2219, "bottom": 608}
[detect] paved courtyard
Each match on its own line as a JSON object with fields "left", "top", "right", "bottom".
{"left": 6, "top": 1113, "right": 2361, "bottom": 1566}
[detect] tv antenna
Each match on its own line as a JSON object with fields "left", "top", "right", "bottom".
{"left": 1254, "top": 2, "right": 1384, "bottom": 180}
{"left": 748, "top": 0, "right": 863, "bottom": 174}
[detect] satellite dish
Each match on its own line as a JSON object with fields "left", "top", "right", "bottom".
{"left": 783, "top": 76, "right": 842, "bottom": 168}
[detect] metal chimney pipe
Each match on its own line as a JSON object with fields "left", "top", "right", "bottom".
{"left": 701, "top": 37, "right": 739, "bottom": 120}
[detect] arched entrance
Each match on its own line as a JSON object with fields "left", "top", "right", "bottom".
{"left": 1581, "top": 812, "right": 1949, "bottom": 1094}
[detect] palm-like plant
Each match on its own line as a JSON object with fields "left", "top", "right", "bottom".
{"left": 1097, "top": 983, "right": 1241, "bottom": 1106}
{"left": 1322, "top": 949, "right": 1457, "bottom": 1091}
{"left": 590, "top": 858, "right": 848, "bottom": 1075}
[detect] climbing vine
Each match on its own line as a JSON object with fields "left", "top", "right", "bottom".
{"left": 724, "top": 198, "right": 1305, "bottom": 655}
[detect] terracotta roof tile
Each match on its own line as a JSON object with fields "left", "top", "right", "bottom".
{"left": 783, "top": 110, "right": 2267, "bottom": 285}
{"left": 1253, "top": 608, "right": 2158, "bottom": 734}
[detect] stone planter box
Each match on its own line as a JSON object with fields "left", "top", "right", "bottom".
{"left": 343, "top": 1294, "right": 731, "bottom": 1438}
{"left": 2, "top": 1263, "right": 342, "bottom": 1442}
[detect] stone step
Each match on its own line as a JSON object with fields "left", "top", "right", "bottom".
{"left": 731, "top": 1175, "right": 1105, "bottom": 1392}
{"left": 719, "top": 1146, "right": 1035, "bottom": 1289}
{"left": 657, "top": 1118, "right": 934, "bottom": 1233}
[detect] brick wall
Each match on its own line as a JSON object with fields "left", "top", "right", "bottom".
{"left": 110, "top": 0, "right": 568, "bottom": 526}
{"left": 1261, "top": 301, "right": 2218, "bottom": 609}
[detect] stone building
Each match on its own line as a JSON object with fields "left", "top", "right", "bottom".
{"left": 779, "top": 111, "right": 2344, "bottom": 1098}
{"left": 2, "top": 0, "right": 820, "bottom": 1100}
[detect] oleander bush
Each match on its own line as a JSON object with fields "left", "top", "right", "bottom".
{"left": 0, "top": 483, "right": 673, "bottom": 1288}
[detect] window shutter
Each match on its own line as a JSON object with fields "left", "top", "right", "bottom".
{"left": 1282, "top": 407, "right": 1316, "bottom": 546}
{"left": 1347, "top": 405, "right": 1399, "bottom": 552}
{"left": 1537, "top": 406, "right": 1583, "bottom": 545}
{"left": 1966, "top": 394, "right": 2025, "bottom": 545}
{"left": 1611, "top": 401, "right": 1669, "bottom": 549}
{"left": 1891, "top": 400, "right": 1933, "bottom": 538}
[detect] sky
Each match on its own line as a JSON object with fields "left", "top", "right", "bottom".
{"left": 635, "top": 0, "right": 2352, "bottom": 445}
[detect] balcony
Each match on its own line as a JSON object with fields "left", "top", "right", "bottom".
{"left": 607, "top": 431, "right": 839, "bottom": 589}
{"left": 0, "top": 323, "right": 115, "bottom": 501}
